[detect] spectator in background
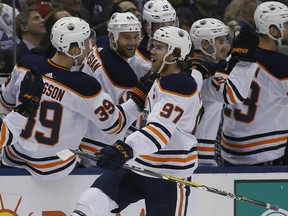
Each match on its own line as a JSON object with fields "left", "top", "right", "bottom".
{"left": 82, "top": 0, "right": 114, "bottom": 27}
{"left": 224, "top": 0, "right": 260, "bottom": 30}
{"left": 93, "top": 0, "right": 141, "bottom": 48}
{"left": 0, "top": 2, "right": 19, "bottom": 75}
{"left": 30, "top": 7, "right": 71, "bottom": 58}
{"left": 189, "top": 0, "right": 222, "bottom": 23}
{"left": 16, "top": 6, "right": 46, "bottom": 62}
{"left": 168, "top": 0, "right": 194, "bottom": 32}
{"left": 53, "top": 0, "right": 93, "bottom": 26}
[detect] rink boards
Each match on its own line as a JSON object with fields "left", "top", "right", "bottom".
{"left": 0, "top": 166, "right": 288, "bottom": 216}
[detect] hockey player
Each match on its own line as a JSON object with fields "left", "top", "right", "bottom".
{"left": 0, "top": 68, "right": 43, "bottom": 150}
{"left": 189, "top": 18, "right": 259, "bottom": 166}
{"left": 0, "top": 17, "right": 157, "bottom": 179}
{"left": 73, "top": 26, "right": 201, "bottom": 216}
{"left": 138, "top": 0, "right": 177, "bottom": 60}
{"left": 79, "top": 12, "right": 149, "bottom": 164}
{"left": 221, "top": 1, "right": 288, "bottom": 166}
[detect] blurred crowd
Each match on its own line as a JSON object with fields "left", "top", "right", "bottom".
{"left": 1, "top": 0, "right": 286, "bottom": 76}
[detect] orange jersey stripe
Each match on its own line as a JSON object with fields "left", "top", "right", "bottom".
{"left": 222, "top": 136, "right": 287, "bottom": 149}
{"left": 0, "top": 123, "right": 7, "bottom": 147}
{"left": 140, "top": 154, "right": 197, "bottom": 163}
{"left": 197, "top": 146, "right": 214, "bottom": 152}
{"left": 146, "top": 125, "right": 168, "bottom": 144}
{"left": 226, "top": 85, "right": 237, "bottom": 104}
{"left": 6, "top": 146, "right": 76, "bottom": 169}
{"left": 80, "top": 144, "right": 100, "bottom": 153}
{"left": 178, "top": 183, "right": 184, "bottom": 216}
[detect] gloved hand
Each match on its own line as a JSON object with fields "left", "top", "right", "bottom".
{"left": 230, "top": 25, "right": 259, "bottom": 63}
{"left": 15, "top": 67, "right": 44, "bottom": 117}
{"left": 96, "top": 140, "right": 134, "bottom": 171}
{"left": 131, "top": 71, "right": 159, "bottom": 111}
{"left": 187, "top": 57, "right": 216, "bottom": 79}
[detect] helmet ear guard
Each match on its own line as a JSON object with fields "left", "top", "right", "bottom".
{"left": 50, "top": 17, "right": 91, "bottom": 59}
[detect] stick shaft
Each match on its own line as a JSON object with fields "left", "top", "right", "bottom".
{"left": 69, "top": 149, "right": 279, "bottom": 211}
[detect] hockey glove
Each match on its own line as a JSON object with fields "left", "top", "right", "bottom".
{"left": 188, "top": 57, "right": 216, "bottom": 79}
{"left": 96, "top": 140, "right": 134, "bottom": 171}
{"left": 131, "top": 72, "right": 159, "bottom": 111}
{"left": 230, "top": 25, "right": 259, "bottom": 62}
{"left": 15, "top": 67, "right": 44, "bottom": 117}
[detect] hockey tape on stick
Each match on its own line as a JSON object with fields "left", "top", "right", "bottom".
{"left": 57, "top": 149, "right": 280, "bottom": 211}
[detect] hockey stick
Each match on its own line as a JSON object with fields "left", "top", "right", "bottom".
{"left": 57, "top": 149, "right": 280, "bottom": 211}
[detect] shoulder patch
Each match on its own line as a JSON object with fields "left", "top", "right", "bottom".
{"left": 159, "top": 72, "right": 197, "bottom": 96}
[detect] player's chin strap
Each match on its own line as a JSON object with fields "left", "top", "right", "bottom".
{"left": 57, "top": 149, "right": 281, "bottom": 212}
{"left": 155, "top": 53, "right": 177, "bottom": 74}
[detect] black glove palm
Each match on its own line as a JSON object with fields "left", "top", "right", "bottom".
{"left": 16, "top": 67, "right": 44, "bottom": 117}
{"left": 131, "top": 72, "right": 159, "bottom": 111}
{"left": 96, "top": 140, "right": 134, "bottom": 171}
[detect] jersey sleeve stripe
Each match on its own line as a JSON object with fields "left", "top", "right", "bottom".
{"left": 197, "top": 146, "right": 214, "bottom": 152}
{"left": 227, "top": 79, "right": 245, "bottom": 102}
{"left": 139, "top": 129, "right": 162, "bottom": 150}
{"left": 0, "top": 92, "right": 16, "bottom": 109}
{"left": 146, "top": 125, "right": 168, "bottom": 145}
{"left": 79, "top": 144, "right": 100, "bottom": 153}
{"left": 148, "top": 122, "right": 171, "bottom": 138}
{"left": 107, "top": 112, "right": 123, "bottom": 134}
{"left": 226, "top": 84, "right": 237, "bottom": 104}
{"left": 0, "top": 121, "right": 8, "bottom": 147}
{"left": 139, "top": 154, "right": 197, "bottom": 163}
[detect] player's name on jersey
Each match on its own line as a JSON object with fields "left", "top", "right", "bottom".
{"left": 43, "top": 82, "right": 65, "bottom": 102}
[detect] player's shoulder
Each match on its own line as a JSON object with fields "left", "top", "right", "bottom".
{"left": 159, "top": 71, "right": 198, "bottom": 96}
{"left": 256, "top": 48, "right": 288, "bottom": 79}
{"left": 99, "top": 47, "right": 138, "bottom": 87}
{"left": 48, "top": 71, "right": 102, "bottom": 97}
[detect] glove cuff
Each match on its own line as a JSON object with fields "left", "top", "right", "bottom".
{"left": 112, "top": 140, "right": 134, "bottom": 160}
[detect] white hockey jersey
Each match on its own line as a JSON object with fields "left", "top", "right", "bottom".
{"left": 126, "top": 72, "right": 202, "bottom": 178}
{"left": 80, "top": 46, "right": 150, "bottom": 156}
{"left": 191, "top": 60, "right": 258, "bottom": 166}
{"left": 221, "top": 47, "right": 288, "bottom": 165}
{"left": 0, "top": 111, "right": 27, "bottom": 148}
{"left": 0, "top": 54, "right": 140, "bottom": 179}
